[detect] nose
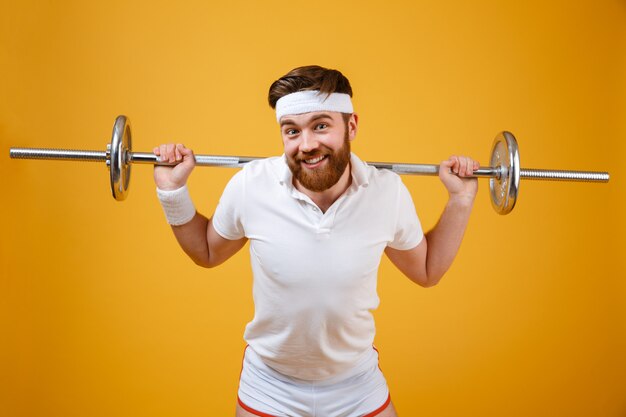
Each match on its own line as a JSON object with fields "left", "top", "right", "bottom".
{"left": 299, "top": 130, "right": 319, "bottom": 153}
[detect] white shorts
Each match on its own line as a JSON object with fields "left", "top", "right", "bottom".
{"left": 237, "top": 346, "right": 391, "bottom": 417}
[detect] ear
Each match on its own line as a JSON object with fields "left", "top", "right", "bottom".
{"left": 348, "top": 113, "right": 358, "bottom": 141}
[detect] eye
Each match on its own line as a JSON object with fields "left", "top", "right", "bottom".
{"left": 315, "top": 123, "right": 328, "bottom": 130}
{"left": 285, "top": 128, "right": 298, "bottom": 135}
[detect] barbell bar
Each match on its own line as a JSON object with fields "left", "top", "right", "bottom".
{"left": 9, "top": 115, "right": 610, "bottom": 215}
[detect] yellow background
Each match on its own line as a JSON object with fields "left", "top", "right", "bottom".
{"left": 1, "top": 1, "right": 625, "bottom": 416}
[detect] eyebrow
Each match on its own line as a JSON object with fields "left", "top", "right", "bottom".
{"left": 279, "top": 113, "right": 333, "bottom": 127}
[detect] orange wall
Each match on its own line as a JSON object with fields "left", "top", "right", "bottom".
{"left": 1, "top": 1, "right": 625, "bottom": 416}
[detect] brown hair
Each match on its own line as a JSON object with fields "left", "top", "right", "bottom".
{"left": 268, "top": 65, "right": 353, "bottom": 109}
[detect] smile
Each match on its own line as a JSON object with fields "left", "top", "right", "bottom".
{"left": 303, "top": 155, "right": 327, "bottom": 166}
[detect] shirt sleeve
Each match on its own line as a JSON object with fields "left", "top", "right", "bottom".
{"left": 388, "top": 179, "right": 424, "bottom": 250}
{"left": 212, "top": 170, "right": 246, "bottom": 240}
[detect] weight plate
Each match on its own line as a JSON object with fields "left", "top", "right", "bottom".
{"left": 109, "top": 115, "right": 132, "bottom": 201}
{"left": 489, "top": 131, "right": 520, "bottom": 214}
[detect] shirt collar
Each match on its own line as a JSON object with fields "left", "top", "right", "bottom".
{"left": 349, "top": 153, "right": 370, "bottom": 189}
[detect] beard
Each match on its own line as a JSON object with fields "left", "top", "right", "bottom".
{"left": 286, "top": 130, "right": 351, "bottom": 192}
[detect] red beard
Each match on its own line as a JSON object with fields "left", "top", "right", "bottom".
{"left": 286, "top": 133, "right": 351, "bottom": 192}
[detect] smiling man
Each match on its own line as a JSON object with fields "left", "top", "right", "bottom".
{"left": 153, "top": 65, "right": 479, "bottom": 417}
{"left": 282, "top": 110, "right": 351, "bottom": 193}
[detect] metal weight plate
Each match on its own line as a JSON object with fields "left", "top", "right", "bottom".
{"left": 107, "top": 115, "right": 132, "bottom": 201}
{"left": 489, "top": 131, "right": 520, "bottom": 214}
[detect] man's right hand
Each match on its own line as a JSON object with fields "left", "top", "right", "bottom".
{"left": 153, "top": 143, "right": 196, "bottom": 190}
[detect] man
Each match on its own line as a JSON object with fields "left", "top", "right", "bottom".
{"left": 153, "top": 65, "right": 479, "bottom": 417}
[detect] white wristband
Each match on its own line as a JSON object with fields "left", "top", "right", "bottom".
{"left": 156, "top": 185, "right": 196, "bottom": 226}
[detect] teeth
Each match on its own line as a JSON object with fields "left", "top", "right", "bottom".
{"left": 305, "top": 156, "right": 325, "bottom": 164}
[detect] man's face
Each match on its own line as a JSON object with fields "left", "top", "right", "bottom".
{"left": 280, "top": 112, "right": 356, "bottom": 192}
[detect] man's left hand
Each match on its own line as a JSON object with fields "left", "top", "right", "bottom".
{"left": 438, "top": 155, "right": 480, "bottom": 204}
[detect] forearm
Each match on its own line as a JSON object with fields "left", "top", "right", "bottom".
{"left": 170, "top": 212, "right": 212, "bottom": 267}
{"left": 424, "top": 196, "right": 474, "bottom": 285}
{"left": 155, "top": 184, "right": 215, "bottom": 267}
{"left": 168, "top": 211, "right": 248, "bottom": 268}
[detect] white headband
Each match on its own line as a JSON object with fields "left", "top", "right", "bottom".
{"left": 275, "top": 90, "right": 353, "bottom": 122}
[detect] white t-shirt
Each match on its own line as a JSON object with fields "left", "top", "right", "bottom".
{"left": 212, "top": 153, "right": 423, "bottom": 380}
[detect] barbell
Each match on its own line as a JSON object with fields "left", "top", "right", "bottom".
{"left": 9, "top": 115, "right": 610, "bottom": 215}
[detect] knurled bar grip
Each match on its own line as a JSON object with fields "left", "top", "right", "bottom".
{"left": 9, "top": 148, "right": 107, "bottom": 162}
{"left": 367, "top": 163, "right": 500, "bottom": 178}
{"left": 132, "top": 152, "right": 256, "bottom": 168}
{"left": 10, "top": 147, "right": 609, "bottom": 182}
{"left": 520, "top": 168, "right": 609, "bottom": 182}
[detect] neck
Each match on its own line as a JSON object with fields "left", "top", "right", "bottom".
{"left": 295, "top": 163, "right": 352, "bottom": 213}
